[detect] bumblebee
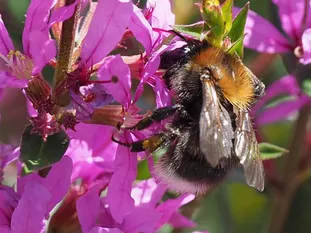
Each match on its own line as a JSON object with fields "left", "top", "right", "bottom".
{"left": 115, "top": 39, "right": 265, "bottom": 194}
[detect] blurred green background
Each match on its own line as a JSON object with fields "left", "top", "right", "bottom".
{"left": 0, "top": 1, "right": 310, "bottom": 233}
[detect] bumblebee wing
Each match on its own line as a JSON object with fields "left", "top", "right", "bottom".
{"left": 200, "top": 80, "right": 234, "bottom": 167}
{"left": 234, "top": 109, "right": 265, "bottom": 191}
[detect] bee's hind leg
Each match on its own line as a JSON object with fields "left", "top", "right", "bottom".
{"left": 111, "top": 133, "right": 165, "bottom": 152}
{"left": 125, "top": 105, "right": 179, "bottom": 131}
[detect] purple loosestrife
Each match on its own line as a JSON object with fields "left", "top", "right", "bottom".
{"left": 253, "top": 75, "right": 311, "bottom": 125}
{"left": 241, "top": 0, "right": 311, "bottom": 64}
{"left": 0, "top": 0, "right": 78, "bottom": 97}
{"left": 0, "top": 0, "right": 233, "bottom": 232}
{"left": 0, "top": 155, "right": 72, "bottom": 233}
{"left": 0, "top": 0, "right": 199, "bottom": 232}
{"left": 235, "top": 1, "right": 311, "bottom": 125}
{"left": 75, "top": 178, "right": 196, "bottom": 233}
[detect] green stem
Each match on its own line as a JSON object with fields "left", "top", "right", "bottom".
{"left": 53, "top": 0, "right": 80, "bottom": 106}
{"left": 268, "top": 106, "right": 310, "bottom": 233}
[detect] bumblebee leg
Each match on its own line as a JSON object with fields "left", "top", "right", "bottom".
{"left": 130, "top": 134, "right": 165, "bottom": 152}
{"left": 126, "top": 106, "right": 179, "bottom": 131}
{"left": 112, "top": 133, "right": 165, "bottom": 152}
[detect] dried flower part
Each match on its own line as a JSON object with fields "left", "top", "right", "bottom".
{"left": 29, "top": 112, "right": 60, "bottom": 141}
{"left": 24, "top": 77, "right": 53, "bottom": 112}
{"left": 86, "top": 105, "right": 124, "bottom": 127}
{"left": 58, "top": 111, "right": 79, "bottom": 131}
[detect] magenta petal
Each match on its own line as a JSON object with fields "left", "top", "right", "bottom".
{"left": 128, "top": 5, "right": 154, "bottom": 55}
{"left": 0, "top": 186, "right": 19, "bottom": 229}
{"left": 131, "top": 178, "right": 166, "bottom": 207}
{"left": 2, "top": 73, "right": 28, "bottom": 89}
{"left": 43, "top": 156, "right": 73, "bottom": 213}
{"left": 300, "top": 28, "right": 311, "bottom": 64}
{"left": 80, "top": 0, "right": 133, "bottom": 68}
{"left": 146, "top": 0, "right": 175, "bottom": 29}
{"left": 252, "top": 75, "right": 299, "bottom": 114}
{"left": 122, "top": 206, "right": 161, "bottom": 233}
{"left": 67, "top": 123, "right": 117, "bottom": 162}
{"left": 234, "top": 8, "right": 291, "bottom": 53}
{"left": 98, "top": 55, "right": 131, "bottom": 109}
{"left": 169, "top": 212, "right": 197, "bottom": 228}
{"left": 257, "top": 95, "right": 311, "bottom": 125}
{"left": 48, "top": 0, "right": 78, "bottom": 27}
{"left": 155, "top": 194, "right": 195, "bottom": 229}
{"left": 272, "top": 0, "right": 306, "bottom": 40}
{"left": 23, "top": 0, "right": 57, "bottom": 55}
{"left": 155, "top": 77, "right": 171, "bottom": 107}
{"left": 133, "top": 41, "right": 186, "bottom": 103}
{"left": 88, "top": 227, "right": 122, "bottom": 233}
{"left": 0, "top": 15, "right": 14, "bottom": 55}
{"left": 77, "top": 184, "right": 101, "bottom": 233}
{"left": 29, "top": 30, "right": 56, "bottom": 74}
{"left": 106, "top": 134, "right": 137, "bottom": 223}
{"left": 26, "top": 99, "right": 38, "bottom": 117}
{"left": 11, "top": 182, "right": 51, "bottom": 233}
{"left": 0, "top": 144, "right": 19, "bottom": 169}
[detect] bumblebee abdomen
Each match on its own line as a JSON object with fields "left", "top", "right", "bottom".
{"left": 155, "top": 124, "right": 239, "bottom": 194}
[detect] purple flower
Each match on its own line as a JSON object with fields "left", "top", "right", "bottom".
{"left": 0, "top": 144, "right": 19, "bottom": 181}
{"left": 238, "top": 0, "right": 311, "bottom": 64}
{"left": 80, "top": 0, "right": 133, "bottom": 68}
{"left": 76, "top": 178, "right": 195, "bottom": 233}
{"left": 0, "top": 186, "right": 19, "bottom": 233}
{"left": 60, "top": 0, "right": 133, "bottom": 124}
{"left": 0, "top": 156, "right": 72, "bottom": 232}
{"left": 253, "top": 75, "right": 311, "bottom": 125}
{"left": 0, "top": 0, "right": 78, "bottom": 96}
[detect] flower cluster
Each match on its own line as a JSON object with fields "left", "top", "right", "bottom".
{"left": 0, "top": 0, "right": 208, "bottom": 232}
{"left": 1, "top": 0, "right": 309, "bottom": 232}
{"left": 238, "top": 0, "right": 311, "bottom": 125}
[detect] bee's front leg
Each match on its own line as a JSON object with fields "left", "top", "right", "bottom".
{"left": 125, "top": 105, "right": 180, "bottom": 131}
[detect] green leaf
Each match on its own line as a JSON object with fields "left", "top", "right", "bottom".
{"left": 20, "top": 125, "right": 70, "bottom": 175}
{"left": 136, "top": 159, "right": 151, "bottom": 180}
{"left": 171, "top": 22, "right": 204, "bottom": 40}
{"left": 226, "top": 34, "right": 245, "bottom": 57}
{"left": 302, "top": 79, "right": 311, "bottom": 97}
{"left": 7, "top": 1, "right": 29, "bottom": 22}
{"left": 228, "top": 2, "right": 249, "bottom": 57}
{"left": 259, "top": 142, "right": 289, "bottom": 160}
{"left": 227, "top": 183, "right": 269, "bottom": 233}
{"left": 221, "top": 0, "right": 233, "bottom": 35}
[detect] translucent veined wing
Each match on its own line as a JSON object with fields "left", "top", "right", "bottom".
{"left": 199, "top": 80, "right": 234, "bottom": 167}
{"left": 234, "top": 109, "right": 265, "bottom": 191}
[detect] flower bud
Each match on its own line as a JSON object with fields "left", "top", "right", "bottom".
{"left": 24, "top": 76, "right": 52, "bottom": 112}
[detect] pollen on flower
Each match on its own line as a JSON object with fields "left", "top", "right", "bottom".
{"left": 0, "top": 50, "right": 34, "bottom": 79}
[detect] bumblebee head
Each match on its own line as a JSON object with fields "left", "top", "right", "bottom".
{"left": 253, "top": 79, "right": 266, "bottom": 101}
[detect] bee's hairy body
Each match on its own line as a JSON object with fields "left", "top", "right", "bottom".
{"left": 120, "top": 40, "right": 265, "bottom": 194}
